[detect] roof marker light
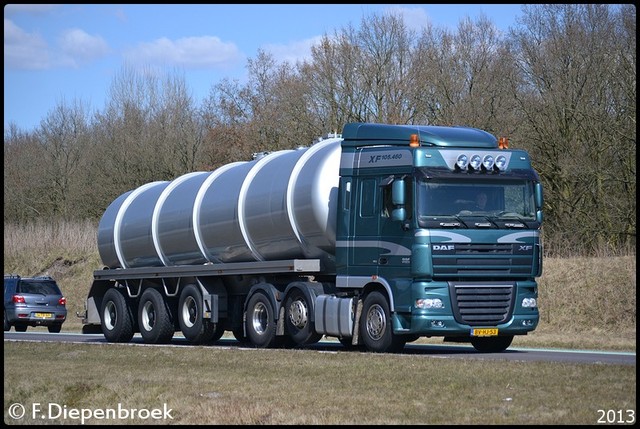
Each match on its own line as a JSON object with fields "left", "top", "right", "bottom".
{"left": 409, "top": 134, "right": 420, "bottom": 147}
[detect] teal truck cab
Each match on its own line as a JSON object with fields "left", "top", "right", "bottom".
{"left": 335, "top": 123, "right": 543, "bottom": 352}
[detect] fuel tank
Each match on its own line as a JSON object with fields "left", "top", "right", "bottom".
{"left": 97, "top": 137, "right": 342, "bottom": 269}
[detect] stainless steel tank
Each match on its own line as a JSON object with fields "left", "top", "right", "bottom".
{"left": 97, "top": 137, "right": 342, "bottom": 268}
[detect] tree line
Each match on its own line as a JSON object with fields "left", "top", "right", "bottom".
{"left": 4, "top": 4, "right": 635, "bottom": 257}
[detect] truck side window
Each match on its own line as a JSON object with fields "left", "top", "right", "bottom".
{"left": 360, "top": 179, "right": 376, "bottom": 218}
{"left": 382, "top": 185, "right": 392, "bottom": 218}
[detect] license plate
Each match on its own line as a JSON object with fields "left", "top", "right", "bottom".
{"left": 471, "top": 328, "right": 498, "bottom": 337}
{"left": 34, "top": 313, "right": 53, "bottom": 319}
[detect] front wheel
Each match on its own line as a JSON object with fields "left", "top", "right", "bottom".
{"left": 360, "top": 291, "right": 405, "bottom": 353}
{"left": 245, "top": 292, "right": 278, "bottom": 348}
{"left": 470, "top": 335, "right": 514, "bottom": 353}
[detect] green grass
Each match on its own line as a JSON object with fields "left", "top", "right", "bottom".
{"left": 3, "top": 341, "right": 636, "bottom": 425}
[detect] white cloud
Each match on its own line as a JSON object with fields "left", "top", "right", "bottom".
{"left": 124, "top": 36, "right": 243, "bottom": 69}
{"left": 4, "top": 19, "right": 110, "bottom": 70}
{"left": 263, "top": 35, "right": 325, "bottom": 66}
{"left": 4, "top": 18, "right": 51, "bottom": 69}
{"left": 385, "top": 6, "right": 431, "bottom": 30}
{"left": 58, "top": 28, "right": 110, "bottom": 67}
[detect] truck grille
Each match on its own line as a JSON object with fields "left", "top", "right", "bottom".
{"left": 449, "top": 282, "right": 515, "bottom": 326}
{"left": 432, "top": 243, "right": 534, "bottom": 277}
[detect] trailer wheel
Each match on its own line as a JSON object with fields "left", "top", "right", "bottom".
{"left": 360, "top": 291, "right": 406, "bottom": 353}
{"left": 101, "top": 288, "right": 134, "bottom": 343}
{"left": 232, "top": 326, "right": 247, "bottom": 343}
{"left": 138, "top": 288, "right": 174, "bottom": 344}
{"left": 470, "top": 335, "right": 514, "bottom": 353}
{"left": 245, "top": 292, "right": 277, "bottom": 348}
{"left": 207, "top": 321, "right": 226, "bottom": 344}
{"left": 178, "top": 284, "right": 215, "bottom": 344}
{"left": 284, "top": 289, "right": 322, "bottom": 346}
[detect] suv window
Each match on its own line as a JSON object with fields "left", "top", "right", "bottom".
{"left": 17, "top": 280, "right": 61, "bottom": 296}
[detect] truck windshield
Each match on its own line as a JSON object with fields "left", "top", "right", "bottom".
{"left": 416, "top": 179, "right": 536, "bottom": 223}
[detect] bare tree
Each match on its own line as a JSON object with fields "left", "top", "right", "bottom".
{"left": 508, "top": 4, "right": 635, "bottom": 253}
{"left": 34, "top": 98, "right": 91, "bottom": 218}
{"left": 413, "top": 14, "right": 519, "bottom": 134}
{"left": 4, "top": 125, "right": 47, "bottom": 221}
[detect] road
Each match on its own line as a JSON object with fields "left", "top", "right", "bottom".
{"left": 4, "top": 331, "right": 635, "bottom": 366}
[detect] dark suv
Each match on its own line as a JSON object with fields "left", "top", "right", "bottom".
{"left": 4, "top": 275, "right": 67, "bottom": 333}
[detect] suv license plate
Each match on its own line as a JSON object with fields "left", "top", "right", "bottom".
{"left": 35, "top": 313, "right": 53, "bottom": 319}
{"left": 471, "top": 328, "right": 498, "bottom": 337}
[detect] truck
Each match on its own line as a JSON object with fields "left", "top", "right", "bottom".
{"left": 81, "top": 122, "right": 543, "bottom": 353}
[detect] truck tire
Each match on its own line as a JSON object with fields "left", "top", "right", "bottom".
{"left": 245, "top": 292, "right": 277, "bottom": 348}
{"left": 284, "top": 289, "right": 322, "bottom": 346}
{"left": 470, "top": 335, "right": 514, "bottom": 353}
{"left": 207, "top": 322, "right": 226, "bottom": 344}
{"left": 232, "top": 326, "right": 247, "bottom": 343}
{"left": 360, "top": 291, "right": 406, "bottom": 353}
{"left": 138, "top": 288, "right": 174, "bottom": 344}
{"left": 101, "top": 288, "right": 134, "bottom": 343}
{"left": 178, "top": 284, "right": 215, "bottom": 344}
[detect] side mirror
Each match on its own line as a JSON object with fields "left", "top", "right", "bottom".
{"left": 392, "top": 179, "right": 406, "bottom": 222}
{"left": 535, "top": 183, "right": 544, "bottom": 224}
{"left": 535, "top": 182, "right": 543, "bottom": 209}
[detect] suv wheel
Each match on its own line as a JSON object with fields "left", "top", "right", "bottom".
{"left": 48, "top": 324, "right": 62, "bottom": 333}
{"left": 4, "top": 311, "right": 10, "bottom": 332}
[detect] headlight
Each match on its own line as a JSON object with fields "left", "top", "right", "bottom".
{"left": 522, "top": 297, "right": 537, "bottom": 308}
{"left": 416, "top": 298, "right": 444, "bottom": 309}
{"left": 495, "top": 155, "right": 507, "bottom": 171}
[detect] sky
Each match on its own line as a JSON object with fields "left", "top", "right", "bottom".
{"left": 4, "top": 4, "right": 525, "bottom": 133}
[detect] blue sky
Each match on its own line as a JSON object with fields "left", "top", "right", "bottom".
{"left": 4, "top": 4, "right": 525, "bottom": 132}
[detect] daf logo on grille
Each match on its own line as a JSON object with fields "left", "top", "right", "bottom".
{"left": 433, "top": 244, "right": 455, "bottom": 251}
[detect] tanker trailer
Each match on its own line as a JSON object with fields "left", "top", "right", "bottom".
{"left": 81, "top": 122, "right": 543, "bottom": 354}
{"left": 97, "top": 135, "right": 341, "bottom": 269}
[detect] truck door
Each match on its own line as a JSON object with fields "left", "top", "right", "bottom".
{"left": 348, "top": 178, "right": 380, "bottom": 275}
{"left": 378, "top": 177, "right": 413, "bottom": 272}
